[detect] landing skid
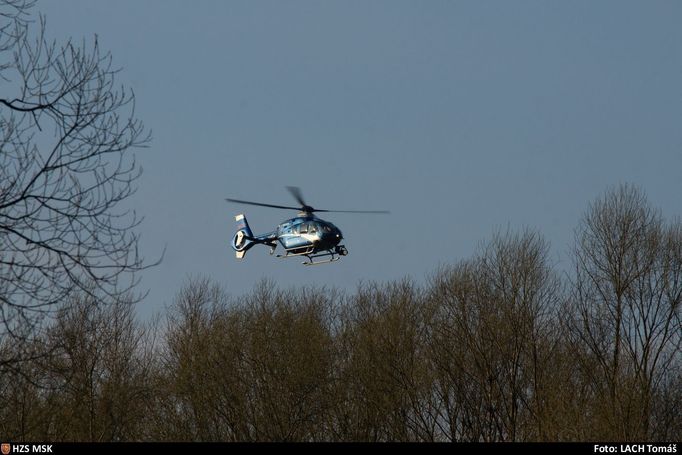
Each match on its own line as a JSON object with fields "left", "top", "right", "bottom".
{"left": 276, "top": 245, "right": 348, "bottom": 265}
{"left": 303, "top": 244, "right": 348, "bottom": 266}
{"left": 302, "top": 252, "right": 340, "bottom": 266}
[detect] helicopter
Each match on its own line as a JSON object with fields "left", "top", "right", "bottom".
{"left": 226, "top": 186, "right": 389, "bottom": 265}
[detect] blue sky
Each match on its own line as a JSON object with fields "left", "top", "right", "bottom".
{"left": 37, "top": 1, "right": 682, "bottom": 317}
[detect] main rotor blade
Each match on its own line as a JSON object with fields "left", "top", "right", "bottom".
{"left": 225, "top": 198, "right": 300, "bottom": 211}
{"left": 314, "top": 209, "right": 391, "bottom": 214}
{"left": 286, "top": 186, "right": 307, "bottom": 207}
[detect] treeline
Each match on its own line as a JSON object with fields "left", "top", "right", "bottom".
{"left": 0, "top": 184, "right": 680, "bottom": 442}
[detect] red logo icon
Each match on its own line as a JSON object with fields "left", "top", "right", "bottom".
{"left": 1, "top": 443, "right": 10, "bottom": 455}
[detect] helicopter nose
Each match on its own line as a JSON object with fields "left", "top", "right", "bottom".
{"left": 322, "top": 230, "right": 342, "bottom": 247}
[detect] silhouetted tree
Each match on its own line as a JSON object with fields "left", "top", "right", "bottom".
{"left": 332, "top": 280, "right": 433, "bottom": 441}
{"left": 0, "top": 0, "right": 151, "bottom": 343}
{"left": 569, "top": 184, "right": 682, "bottom": 440}
{"left": 0, "top": 289, "right": 155, "bottom": 441}
{"left": 157, "top": 278, "right": 337, "bottom": 441}
{"left": 427, "top": 229, "right": 562, "bottom": 441}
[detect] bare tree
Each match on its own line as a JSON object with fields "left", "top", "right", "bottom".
{"left": 155, "top": 277, "right": 239, "bottom": 441}
{"left": 0, "top": 0, "right": 151, "bottom": 340}
{"left": 156, "top": 278, "right": 338, "bottom": 442}
{"left": 331, "top": 280, "right": 434, "bottom": 441}
{"left": 569, "top": 184, "right": 682, "bottom": 440}
{"left": 0, "top": 288, "right": 156, "bottom": 441}
{"left": 427, "top": 229, "right": 563, "bottom": 441}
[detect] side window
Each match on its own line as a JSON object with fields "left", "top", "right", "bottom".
{"left": 292, "top": 225, "right": 299, "bottom": 235}
{"left": 299, "top": 223, "right": 308, "bottom": 234}
{"left": 309, "top": 223, "right": 317, "bottom": 233}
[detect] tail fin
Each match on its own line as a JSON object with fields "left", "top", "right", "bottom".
{"left": 231, "top": 214, "right": 256, "bottom": 259}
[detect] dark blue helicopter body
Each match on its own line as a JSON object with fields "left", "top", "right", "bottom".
{"left": 276, "top": 216, "right": 343, "bottom": 251}
{"left": 230, "top": 212, "right": 347, "bottom": 265}
{"left": 226, "top": 187, "right": 386, "bottom": 265}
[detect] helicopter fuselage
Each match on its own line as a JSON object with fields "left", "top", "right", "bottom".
{"left": 275, "top": 214, "right": 343, "bottom": 252}
{"left": 231, "top": 212, "right": 348, "bottom": 264}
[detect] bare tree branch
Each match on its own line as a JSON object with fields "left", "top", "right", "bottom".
{"left": 0, "top": 1, "right": 155, "bottom": 344}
